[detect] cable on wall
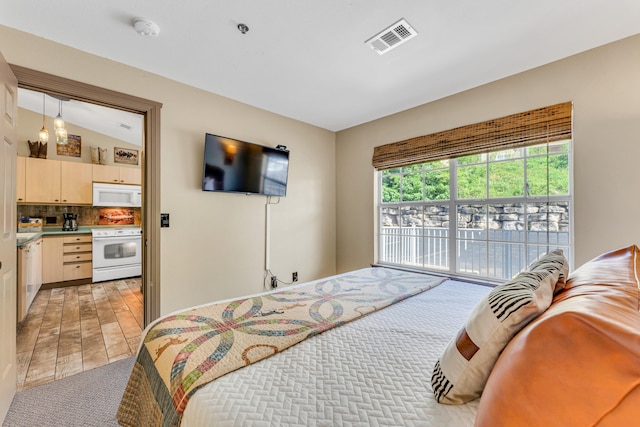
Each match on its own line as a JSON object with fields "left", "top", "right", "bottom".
{"left": 264, "top": 196, "right": 281, "bottom": 284}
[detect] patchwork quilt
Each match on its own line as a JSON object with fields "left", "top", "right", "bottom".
{"left": 117, "top": 268, "right": 445, "bottom": 427}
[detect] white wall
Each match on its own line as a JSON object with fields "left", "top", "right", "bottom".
{"left": 0, "top": 25, "right": 336, "bottom": 314}
{"left": 336, "top": 34, "right": 640, "bottom": 273}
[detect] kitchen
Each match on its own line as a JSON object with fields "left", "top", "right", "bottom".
{"left": 15, "top": 88, "right": 145, "bottom": 390}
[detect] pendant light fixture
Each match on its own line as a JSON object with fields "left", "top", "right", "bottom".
{"left": 54, "top": 97, "right": 68, "bottom": 145}
{"left": 56, "top": 125, "right": 68, "bottom": 145}
{"left": 54, "top": 99, "right": 65, "bottom": 131}
{"left": 38, "top": 93, "right": 49, "bottom": 143}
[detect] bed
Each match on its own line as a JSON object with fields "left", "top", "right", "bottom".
{"left": 117, "top": 268, "right": 490, "bottom": 426}
{"left": 118, "top": 245, "right": 640, "bottom": 427}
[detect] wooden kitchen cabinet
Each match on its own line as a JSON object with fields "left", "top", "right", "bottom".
{"left": 62, "top": 234, "right": 92, "bottom": 281}
{"left": 63, "top": 261, "right": 92, "bottom": 281}
{"left": 16, "top": 156, "right": 26, "bottom": 202}
{"left": 63, "top": 252, "right": 91, "bottom": 263}
{"left": 25, "top": 157, "right": 61, "bottom": 203}
{"left": 61, "top": 162, "right": 93, "bottom": 204}
{"left": 42, "top": 234, "right": 92, "bottom": 284}
{"left": 20, "top": 158, "right": 93, "bottom": 204}
{"left": 42, "top": 236, "right": 64, "bottom": 284}
{"left": 118, "top": 166, "right": 142, "bottom": 185}
{"left": 91, "top": 164, "right": 119, "bottom": 183}
{"left": 93, "top": 164, "right": 141, "bottom": 185}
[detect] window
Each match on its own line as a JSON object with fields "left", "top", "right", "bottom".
{"left": 378, "top": 140, "right": 571, "bottom": 281}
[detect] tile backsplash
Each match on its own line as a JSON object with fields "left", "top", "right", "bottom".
{"left": 17, "top": 205, "right": 141, "bottom": 227}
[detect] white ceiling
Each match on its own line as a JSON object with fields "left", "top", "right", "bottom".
{"left": 18, "top": 88, "right": 144, "bottom": 146}
{"left": 2, "top": 1, "right": 640, "bottom": 132}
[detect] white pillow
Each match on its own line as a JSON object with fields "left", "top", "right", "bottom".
{"left": 431, "top": 250, "right": 568, "bottom": 404}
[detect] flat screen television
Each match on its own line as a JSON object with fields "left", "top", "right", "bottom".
{"left": 202, "top": 133, "right": 290, "bottom": 196}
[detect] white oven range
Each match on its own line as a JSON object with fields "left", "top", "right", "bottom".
{"left": 92, "top": 227, "right": 142, "bottom": 282}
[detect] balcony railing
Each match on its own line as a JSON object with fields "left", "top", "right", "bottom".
{"left": 380, "top": 226, "right": 570, "bottom": 280}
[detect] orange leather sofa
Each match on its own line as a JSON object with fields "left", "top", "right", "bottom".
{"left": 475, "top": 245, "right": 640, "bottom": 427}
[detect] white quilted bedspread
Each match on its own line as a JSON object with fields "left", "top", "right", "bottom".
{"left": 181, "top": 278, "right": 490, "bottom": 427}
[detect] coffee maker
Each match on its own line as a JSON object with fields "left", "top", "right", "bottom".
{"left": 62, "top": 213, "right": 78, "bottom": 231}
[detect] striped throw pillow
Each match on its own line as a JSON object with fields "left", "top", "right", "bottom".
{"left": 431, "top": 249, "right": 568, "bottom": 404}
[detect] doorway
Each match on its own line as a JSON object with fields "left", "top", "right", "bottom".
{"left": 15, "top": 87, "right": 144, "bottom": 389}
{"left": 10, "top": 65, "right": 161, "bottom": 387}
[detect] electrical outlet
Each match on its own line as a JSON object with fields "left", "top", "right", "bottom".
{"left": 292, "top": 272, "right": 298, "bottom": 282}
{"left": 271, "top": 276, "right": 278, "bottom": 288}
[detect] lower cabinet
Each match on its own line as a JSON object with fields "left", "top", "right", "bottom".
{"left": 43, "top": 234, "right": 92, "bottom": 284}
{"left": 42, "top": 236, "right": 64, "bottom": 284}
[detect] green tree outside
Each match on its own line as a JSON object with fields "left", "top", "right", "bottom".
{"left": 381, "top": 143, "right": 569, "bottom": 203}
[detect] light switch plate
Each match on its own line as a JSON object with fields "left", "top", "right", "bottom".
{"left": 161, "top": 213, "right": 169, "bottom": 228}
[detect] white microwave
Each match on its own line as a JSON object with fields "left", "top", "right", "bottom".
{"left": 92, "top": 183, "right": 142, "bottom": 207}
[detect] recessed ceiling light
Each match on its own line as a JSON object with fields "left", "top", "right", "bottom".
{"left": 133, "top": 18, "right": 160, "bottom": 38}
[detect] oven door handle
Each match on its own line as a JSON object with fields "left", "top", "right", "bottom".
{"left": 92, "top": 236, "right": 141, "bottom": 242}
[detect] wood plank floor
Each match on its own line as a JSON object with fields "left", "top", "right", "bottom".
{"left": 16, "top": 277, "right": 143, "bottom": 391}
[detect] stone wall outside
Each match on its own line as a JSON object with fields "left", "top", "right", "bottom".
{"left": 381, "top": 202, "right": 570, "bottom": 232}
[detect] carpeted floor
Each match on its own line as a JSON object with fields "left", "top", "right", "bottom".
{"left": 3, "top": 356, "right": 135, "bottom": 427}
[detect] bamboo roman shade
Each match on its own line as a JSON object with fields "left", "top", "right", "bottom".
{"left": 372, "top": 102, "right": 572, "bottom": 170}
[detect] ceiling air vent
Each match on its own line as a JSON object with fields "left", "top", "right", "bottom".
{"left": 365, "top": 18, "right": 418, "bottom": 55}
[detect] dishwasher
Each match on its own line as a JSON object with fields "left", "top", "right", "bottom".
{"left": 17, "top": 238, "right": 43, "bottom": 322}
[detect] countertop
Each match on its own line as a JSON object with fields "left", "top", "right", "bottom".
{"left": 16, "top": 225, "right": 139, "bottom": 247}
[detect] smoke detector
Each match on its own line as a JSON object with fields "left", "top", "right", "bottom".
{"left": 133, "top": 18, "right": 160, "bottom": 38}
{"left": 365, "top": 18, "right": 418, "bottom": 55}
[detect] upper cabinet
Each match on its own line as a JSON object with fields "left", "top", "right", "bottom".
{"left": 16, "top": 157, "right": 100, "bottom": 205}
{"left": 61, "top": 162, "right": 93, "bottom": 204}
{"left": 16, "top": 156, "right": 26, "bottom": 203}
{"left": 25, "top": 158, "right": 61, "bottom": 203}
{"left": 118, "top": 167, "right": 142, "bottom": 185}
{"left": 93, "top": 164, "right": 141, "bottom": 185}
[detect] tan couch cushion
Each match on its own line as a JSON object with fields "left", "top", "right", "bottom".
{"left": 475, "top": 245, "right": 640, "bottom": 426}
{"left": 431, "top": 250, "right": 568, "bottom": 404}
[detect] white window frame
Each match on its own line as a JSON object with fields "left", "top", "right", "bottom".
{"left": 376, "top": 141, "right": 573, "bottom": 282}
